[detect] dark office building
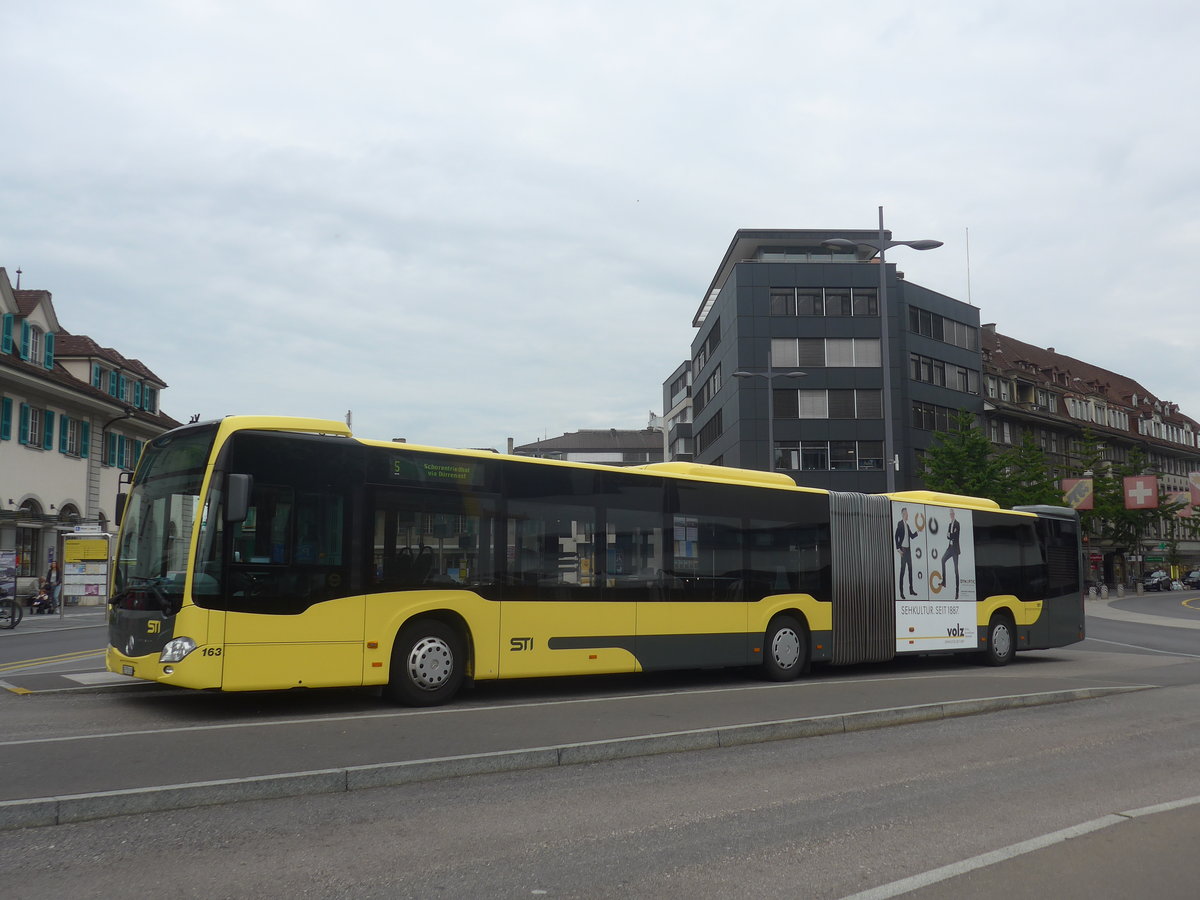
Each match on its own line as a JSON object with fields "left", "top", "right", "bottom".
{"left": 678, "top": 228, "right": 982, "bottom": 492}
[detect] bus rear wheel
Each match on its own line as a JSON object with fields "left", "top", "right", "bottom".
{"left": 763, "top": 615, "right": 807, "bottom": 681}
{"left": 982, "top": 613, "right": 1016, "bottom": 666}
{"left": 384, "top": 619, "right": 465, "bottom": 706}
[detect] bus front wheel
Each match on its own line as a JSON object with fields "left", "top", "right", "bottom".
{"left": 981, "top": 613, "right": 1016, "bottom": 667}
{"left": 384, "top": 619, "right": 465, "bottom": 706}
{"left": 762, "top": 615, "right": 807, "bottom": 681}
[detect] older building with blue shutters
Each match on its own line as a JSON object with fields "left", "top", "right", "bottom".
{"left": 0, "top": 267, "right": 178, "bottom": 601}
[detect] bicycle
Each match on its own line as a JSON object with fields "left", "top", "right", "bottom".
{"left": 0, "top": 596, "right": 22, "bottom": 630}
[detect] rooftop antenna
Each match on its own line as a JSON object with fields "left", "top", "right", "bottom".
{"left": 14, "top": 268, "right": 21, "bottom": 289}
{"left": 964, "top": 228, "right": 973, "bottom": 306}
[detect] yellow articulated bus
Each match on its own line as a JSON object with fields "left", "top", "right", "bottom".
{"left": 106, "top": 416, "right": 1085, "bottom": 705}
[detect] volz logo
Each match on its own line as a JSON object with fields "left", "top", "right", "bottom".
{"left": 509, "top": 637, "right": 533, "bottom": 652}
{"left": 146, "top": 621, "right": 162, "bottom": 634}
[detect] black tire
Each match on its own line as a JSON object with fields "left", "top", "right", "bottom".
{"left": 981, "top": 613, "right": 1015, "bottom": 666}
{"left": 383, "top": 619, "right": 466, "bottom": 706}
{"left": 762, "top": 615, "right": 807, "bottom": 681}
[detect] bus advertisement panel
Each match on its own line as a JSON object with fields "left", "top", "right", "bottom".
{"left": 893, "top": 502, "right": 977, "bottom": 653}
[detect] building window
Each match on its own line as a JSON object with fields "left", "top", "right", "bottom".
{"left": 774, "top": 440, "right": 884, "bottom": 472}
{"left": 825, "top": 289, "right": 852, "bottom": 316}
{"left": 855, "top": 390, "right": 883, "bottom": 418}
{"left": 908, "top": 306, "right": 977, "bottom": 350}
{"left": 27, "top": 326, "right": 42, "bottom": 365}
{"left": 60, "top": 416, "right": 88, "bottom": 457}
{"left": 696, "top": 411, "right": 723, "bottom": 455}
{"left": 16, "top": 522, "right": 41, "bottom": 577}
{"left": 693, "top": 320, "right": 721, "bottom": 374}
{"left": 105, "top": 432, "right": 139, "bottom": 468}
{"left": 796, "top": 390, "right": 828, "bottom": 419}
{"left": 769, "top": 290, "right": 796, "bottom": 316}
{"left": 854, "top": 290, "right": 878, "bottom": 316}
{"left": 768, "top": 288, "right": 878, "bottom": 318}
{"left": 776, "top": 389, "right": 882, "bottom": 420}
{"left": 18, "top": 404, "right": 54, "bottom": 449}
{"left": 694, "top": 366, "right": 722, "bottom": 414}
{"left": 776, "top": 337, "right": 880, "bottom": 368}
{"left": 912, "top": 401, "right": 955, "bottom": 433}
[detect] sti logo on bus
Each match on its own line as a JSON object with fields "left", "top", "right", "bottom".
{"left": 510, "top": 637, "right": 533, "bottom": 652}
{"left": 146, "top": 621, "right": 162, "bottom": 634}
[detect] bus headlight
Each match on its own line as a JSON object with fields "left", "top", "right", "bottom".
{"left": 160, "top": 637, "right": 197, "bottom": 663}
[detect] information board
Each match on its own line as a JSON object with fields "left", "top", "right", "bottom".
{"left": 62, "top": 533, "right": 111, "bottom": 606}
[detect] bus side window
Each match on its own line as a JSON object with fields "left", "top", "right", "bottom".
{"left": 370, "top": 489, "right": 496, "bottom": 593}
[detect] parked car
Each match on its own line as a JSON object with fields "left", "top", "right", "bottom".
{"left": 1183, "top": 570, "right": 1200, "bottom": 589}
{"left": 1143, "top": 570, "right": 1171, "bottom": 591}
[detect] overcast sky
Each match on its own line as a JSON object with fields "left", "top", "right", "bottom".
{"left": 4, "top": 1, "right": 1198, "bottom": 452}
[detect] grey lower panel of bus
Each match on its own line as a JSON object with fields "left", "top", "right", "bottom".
{"left": 549, "top": 633, "right": 751, "bottom": 671}
{"left": 829, "top": 491, "right": 895, "bottom": 665}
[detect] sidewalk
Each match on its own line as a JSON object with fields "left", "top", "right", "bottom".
{"left": 1086, "top": 587, "right": 1200, "bottom": 629}
{"left": 0, "top": 603, "right": 107, "bottom": 635}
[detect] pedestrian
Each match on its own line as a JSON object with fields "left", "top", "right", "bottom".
{"left": 45, "top": 561, "right": 62, "bottom": 611}
{"left": 31, "top": 582, "right": 53, "bottom": 614}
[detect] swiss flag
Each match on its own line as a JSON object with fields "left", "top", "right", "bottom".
{"left": 1124, "top": 476, "right": 1159, "bottom": 509}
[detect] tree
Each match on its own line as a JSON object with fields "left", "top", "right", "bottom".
{"left": 922, "top": 410, "right": 1007, "bottom": 502}
{"left": 1066, "top": 433, "right": 1189, "bottom": 567}
{"left": 998, "top": 432, "right": 1062, "bottom": 508}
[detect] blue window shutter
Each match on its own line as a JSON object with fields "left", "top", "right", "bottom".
{"left": 59, "top": 415, "right": 69, "bottom": 453}
{"left": 118, "top": 374, "right": 127, "bottom": 401}
{"left": 134, "top": 381, "right": 143, "bottom": 407}
{"left": 20, "top": 321, "right": 31, "bottom": 360}
{"left": 44, "top": 332, "right": 55, "bottom": 369}
{"left": 106, "top": 431, "right": 116, "bottom": 465}
{"left": 92, "top": 364, "right": 102, "bottom": 388}
{"left": 43, "top": 410, "right": 55, "bottom": 451}
{"left": 19, "top": 403, "right": 30, "bottom": 444}
{"left": 80, "top": 420, "right": 90, "bottom": 458}
{"left": 1, "top": 314, "right": 12, "bottom": 353}
{"left": 108, "top": 371, "right": 117, "bottom": 396}
{"left": 0, "top": 397, "right": 11, "bottom": 440}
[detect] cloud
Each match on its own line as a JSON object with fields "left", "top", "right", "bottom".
{"left": 4, "top": 0, "right": 1200, "bottom": 450}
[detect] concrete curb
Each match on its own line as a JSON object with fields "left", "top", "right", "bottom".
{"left": 0, "top": 684, "right": 1149, "bottom": 832}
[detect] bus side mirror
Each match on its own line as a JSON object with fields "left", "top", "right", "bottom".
{"left": 225, "top": 474, "right": 254, "bottom": 523}
{"left": 114, "top": 470, "right": 134, "bottom": 526}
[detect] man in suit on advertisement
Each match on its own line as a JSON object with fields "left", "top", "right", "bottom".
{"left": 895, "top": 507, "right": 918, "bottom": 597}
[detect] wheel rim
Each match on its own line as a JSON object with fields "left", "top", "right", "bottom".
{"left": 771, "top": 627, "right": 801, "bottom": 670}
{"left": 406, "top": 636, "right": 454, "bottom": 691}
{"left": 992, "top": 622, "right": 1012, "bottom": 658}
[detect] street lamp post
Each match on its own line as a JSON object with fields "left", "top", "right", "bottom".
{"left": 822, "top": 207, "right": 943, "bottom": 492}
{"left": 734, "top": 356, "right": 807, "bottom": 473}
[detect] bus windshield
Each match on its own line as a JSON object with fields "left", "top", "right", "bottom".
{"left": 112, "top": 425, "right": 217, "bottom": 610}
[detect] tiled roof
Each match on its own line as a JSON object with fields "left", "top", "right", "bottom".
{"left": 53, "top": 333, "right": 165, "bottom": 384}
{"left": 14, "top": 289, "right": 51, "bottom": 317}
{"left": 0, "top": 344, "right": 180, "bottom": 430}
{"left": 984, "top": 327, "right": 1198, "bottom": 430}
